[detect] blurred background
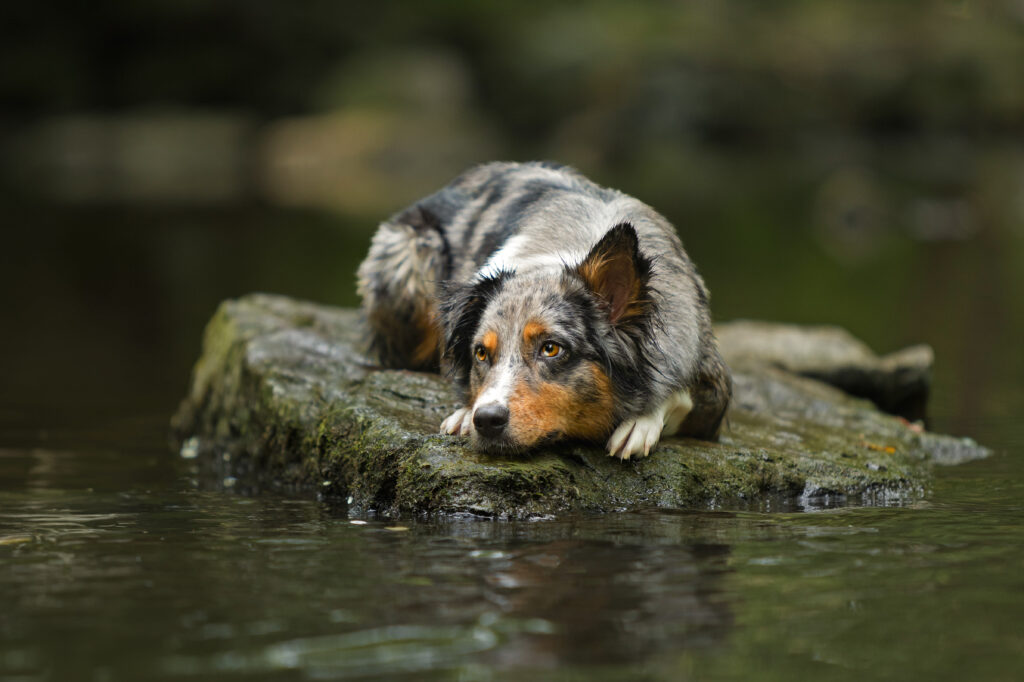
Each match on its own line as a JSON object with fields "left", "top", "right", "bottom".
{"left": 1, "top": 0, "right": 1022, "bottom": 443}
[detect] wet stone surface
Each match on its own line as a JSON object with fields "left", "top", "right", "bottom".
{"left": 172, "top": 294, "right": 989, "bottom": 518}
{"left": 716, "top": 320, "right": 935, "bottom": 420}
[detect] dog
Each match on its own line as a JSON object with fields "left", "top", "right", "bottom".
{"left": 357, "top": 161, "right": 731, "bottom": 459}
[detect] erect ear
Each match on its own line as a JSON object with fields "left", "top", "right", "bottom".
{"left": 437, "top": 271, "right": 509, "bottom": 387}
{"left": 573, "top": 223, "right": 652, "bottom": 326}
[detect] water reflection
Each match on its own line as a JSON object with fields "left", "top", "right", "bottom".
{"left": 4, "top": 437, "right": 1024, "bottom": 681}
{"left": 1, "top": 441, "right": 738, "bottom": 680}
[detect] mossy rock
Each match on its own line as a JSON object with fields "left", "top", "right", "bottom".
{"left": 172, "top": 294, "right": 988, "bottom": 518}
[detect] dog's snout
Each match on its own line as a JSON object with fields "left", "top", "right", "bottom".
{"left": 473, "top": 403, "right": 509, "bottom": 438}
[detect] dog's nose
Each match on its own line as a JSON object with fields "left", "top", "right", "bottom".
{"left": 473, "top": 403, "right": 509, "bottom": 438}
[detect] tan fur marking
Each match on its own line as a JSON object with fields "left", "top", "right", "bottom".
{"left": 506, "top": 362, "right": 615, "bottom": 446}
{"left": 522, "top": 321, "right": 547, "bottom": 345}
{"left": 576, "top": 253, "right": 611, "bottom": 289}
{"left": 562, "top": 364, "right": 616, "bottom": 440}
{"left": 507, "top": 382, "right": 565, "bottom": 446}
{"left": 411, "top": 305, "right": 441, "bottom": 368}
{"left": 577, "top": 248, "right": 650, "bottom": 324}
{"left": 481, "top": 330, "right": 498, "bottom": 355}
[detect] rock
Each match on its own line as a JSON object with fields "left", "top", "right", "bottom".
{"left": 716, "top": 321, "right": 933, "bottom": 420}
{"left": 172, "top": 294, "right": 989, "bottom": 518}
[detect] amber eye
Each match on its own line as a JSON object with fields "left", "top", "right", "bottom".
{"left": 541, "top": 341, "right": 562, "bottom": 358}
{"left": 474, "top": 345, "right": 488, "bottom": 362}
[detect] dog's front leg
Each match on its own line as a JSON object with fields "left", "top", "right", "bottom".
{"left": 606, "top": 389, "right": 693, "bottom": 460}
{"left": 440, "top": 406, "right": 474, "bottom": 436}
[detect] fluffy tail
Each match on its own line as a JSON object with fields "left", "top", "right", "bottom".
{"left": 356, "top": 205, "right": 450, "bottom": 370}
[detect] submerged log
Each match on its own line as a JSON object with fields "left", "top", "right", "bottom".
{"left": 172, "top": 294, "right": 988, "bottom": 517}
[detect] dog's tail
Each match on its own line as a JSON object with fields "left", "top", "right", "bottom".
{"left": 356, "top": 205, "right": 451, "bottom": 370}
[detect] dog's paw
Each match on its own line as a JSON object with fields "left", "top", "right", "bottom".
{"left": 606, "top": 413, "right": 664, "bottom": 460}
{"left": 606, "top": 389, "right": 693, "bottom": 460}
{"left": 440, "top": 407, "right": 473, "bottom": 436}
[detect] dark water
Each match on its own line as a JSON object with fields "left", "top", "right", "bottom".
{"left": 2, "top": 149, "right": 1024, "bottom": 680}
{"left": 3, "top": 425, "right": 1023, "bottom": 681}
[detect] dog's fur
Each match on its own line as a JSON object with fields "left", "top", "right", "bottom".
{"left": 357, "top": 161, "right": 731, "bottom": 459}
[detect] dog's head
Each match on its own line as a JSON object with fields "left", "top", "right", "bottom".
{"left": 439, "top": 223, "right": 653, "bottom": 453}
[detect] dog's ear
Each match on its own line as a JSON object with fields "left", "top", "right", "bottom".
{"left": 438, "top": 272, "right": 509, "bottom": 388}
{"left": 574, "top": 223, "right": 652, "bottom": 326}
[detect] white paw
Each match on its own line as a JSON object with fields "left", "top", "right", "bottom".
{"left": 606, "top": 414, "right": 664, "bottom": 460}
{"left": 440, "top": 407, "right": 473, "bottom": 436}
{"left": 607, "top": 389, "right": 693, "bottom": 460}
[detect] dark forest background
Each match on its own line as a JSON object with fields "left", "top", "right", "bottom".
{"left": 1, "top": 0, "right": 1021, "bottom": 441}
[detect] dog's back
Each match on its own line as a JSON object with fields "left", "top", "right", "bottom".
{"left": 359, "top": 162, "right": 697, "bottom": 361}
{"left": 357, "top": 162, "right": 596, "bottom": 368}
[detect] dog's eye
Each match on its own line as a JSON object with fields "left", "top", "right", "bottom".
{"left": 474, "top": 345, "right": 488, "bottom": 362}
{"left": 540, "top": 341, "right": 562, "bottom": 358}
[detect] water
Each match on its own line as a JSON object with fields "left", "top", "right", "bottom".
{"left": 2, "top": 151, "right": 1023, "bottom": 680}
{"left": 4, "top": 434, "right": 1023, "bottom": 681}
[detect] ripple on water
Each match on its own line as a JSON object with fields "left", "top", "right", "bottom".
{"left": 161, "top": 623, "right": 502, "bottom": 678}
